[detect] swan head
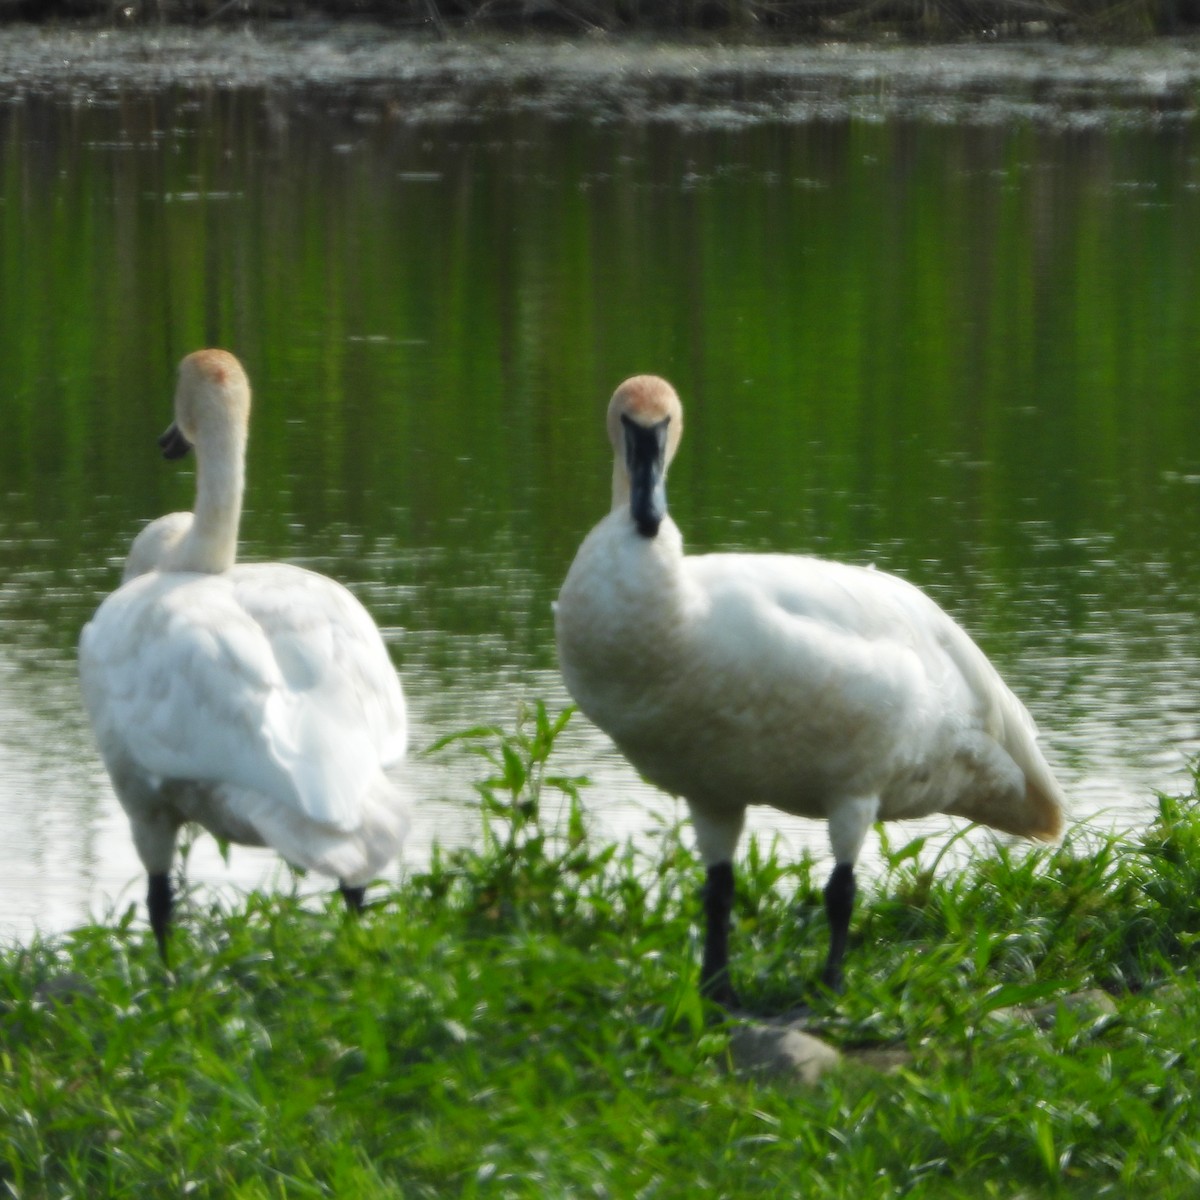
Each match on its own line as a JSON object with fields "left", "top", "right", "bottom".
{"left": 607, "top": 376, "right": 684, "bottom": 538}
{"left": 160, "top": 349, "right": 251, "bottom": 460}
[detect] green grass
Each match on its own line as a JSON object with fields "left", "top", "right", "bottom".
{"left": 5, "top": 705, "right": 1200, "bottom": 1197}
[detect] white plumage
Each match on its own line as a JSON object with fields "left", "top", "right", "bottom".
{"left": 556, "top": 374, "right": 1065, "bottom": 1004}
{"left": 79, "top": 350, "right": 408, "bottom": 960}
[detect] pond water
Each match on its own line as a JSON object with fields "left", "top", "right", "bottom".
{"left": 3, "top": 30, "right": 1200, "bottom": 942}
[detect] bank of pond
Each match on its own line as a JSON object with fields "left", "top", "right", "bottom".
{"left": 2, "top": 711, "right": 1199, "bottom": 1195}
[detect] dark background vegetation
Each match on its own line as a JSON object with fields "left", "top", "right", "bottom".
{"left": 6, "top": 0, "right": 1200, "bottom": 39}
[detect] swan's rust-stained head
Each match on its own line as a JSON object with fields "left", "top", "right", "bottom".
{"left": 166, "top": 349, "right": 252, "bottom": 456}
{"left": 605, "top": 376, "right": 684, "bottom": 527}
{"left": 606, "top": 375, "right": 684, "bottom": 467}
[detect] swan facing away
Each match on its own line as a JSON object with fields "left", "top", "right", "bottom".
{"left": 79, "top": 350, "right": 409, "bottom": 962}
{"left": 555, "top": 375, "right": 1066, "bottom": 1006}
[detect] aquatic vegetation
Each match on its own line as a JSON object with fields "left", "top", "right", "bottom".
{"left": 3, "top": 711, "right": 1200, "bottom": 1197}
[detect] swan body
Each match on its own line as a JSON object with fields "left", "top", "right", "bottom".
{"left": 79, "top": 350, "right": 408, "bottom": 960}
{"left": 556, "top": 375, "right": 1065, "bottom": 1002}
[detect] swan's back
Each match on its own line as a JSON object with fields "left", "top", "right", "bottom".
{"left": 79, "top": 562, "right": 408, "bottom": 881}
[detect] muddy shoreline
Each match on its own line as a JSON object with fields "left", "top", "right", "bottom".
{"left": 1, "top": 24, "right": 1198, "bottom": 128}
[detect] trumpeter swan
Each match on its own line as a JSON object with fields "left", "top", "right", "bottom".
{"left": 556, "top": 375, "right": 1065, "bottom": 1005}
{"left": 79, "top": 350, "right": 409, "bottom": 962}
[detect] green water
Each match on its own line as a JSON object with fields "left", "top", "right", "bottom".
{"left": 3, "top": 76, "right": 1200, "bottom": 938}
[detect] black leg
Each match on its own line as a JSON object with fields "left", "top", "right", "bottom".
{"left": 340, "top": 884, "right": 366, "bottom": 914}
{"left": 147, "top": 872, "right": 172, "bottom": 966}
{"left": 821, "top": 862, "right": 856, "bottom": 992}
{"left": 700, "top": 861, "right": 739, "bottom": 1008}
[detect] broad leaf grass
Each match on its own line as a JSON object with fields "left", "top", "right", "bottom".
{"left": 4, "top": 706, "right": 1200, "bottom": 1197}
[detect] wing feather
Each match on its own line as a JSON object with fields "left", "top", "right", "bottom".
{"left": 79, "top": 564, "right": 406, "bottom": 834}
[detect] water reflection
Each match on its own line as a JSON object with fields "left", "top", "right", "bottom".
{"left": 2, "top": 76, "right": 1200, "bottom": 942}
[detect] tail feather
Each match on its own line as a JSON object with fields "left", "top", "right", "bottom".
{"left": 940, "top": 614, "right": 1066, "bottom": 843}
{"left": 994, "top": 693, "right": 1066, "bottom": 843}
{"left": 1020, "top": 762, "right": 1066, "bottom": 843}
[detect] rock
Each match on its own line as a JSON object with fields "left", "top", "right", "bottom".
{"left": 989, "top": 988, "right": 1117, "bottom": 1029}
{"left": 844, "top": 1046, "right": 914, "bottom": 1073}
{"left": 727, "top": 1019, "right": 841, "bottom": 1084}
{"left": 1027, "top": 988, "right": 1117, "bottom": 1026}
{"left": 33, "top": 973, "right": 96, "bottom": 1007}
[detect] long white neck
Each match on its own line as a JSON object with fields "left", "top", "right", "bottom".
{"left": 165, "top": 422, "right": 245, "bottom": 574}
